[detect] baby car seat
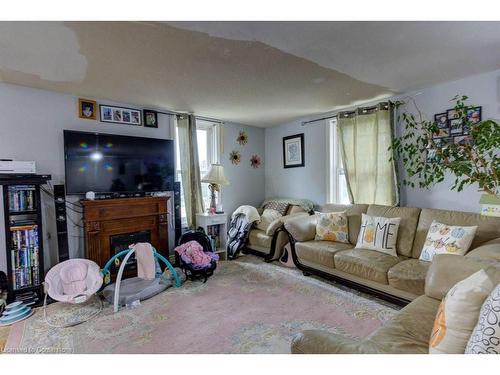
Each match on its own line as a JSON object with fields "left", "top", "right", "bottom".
{"left": 176, "top": 228, "right": 218, "bottom": 283}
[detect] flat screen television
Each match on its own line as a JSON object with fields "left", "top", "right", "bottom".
{"left": 64, "top": 130, "right": 175, "bottom": 195}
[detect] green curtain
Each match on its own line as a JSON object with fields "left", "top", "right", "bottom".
{"left": 176, "top": 114, "right": 204, "bottom": 227}
{"left": 337, "top": 104, "right": 398, "bottom": 206}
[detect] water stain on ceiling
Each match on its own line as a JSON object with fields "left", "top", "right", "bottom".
{"left": 0, "top": 21, "right": 393, "bottom": 127}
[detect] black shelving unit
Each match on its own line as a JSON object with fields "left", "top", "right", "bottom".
{"left": 1, "top": 174, "right": 51, "bottom": 306}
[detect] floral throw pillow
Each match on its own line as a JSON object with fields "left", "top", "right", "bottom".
{"left": 355, "top": 214, "right": 400, "bottom": 256}
{"left": 315, "top": 211, "right": 349, "bottom": 243}
{"left": 419, "top": 221, "right": 477, "bottom": 262}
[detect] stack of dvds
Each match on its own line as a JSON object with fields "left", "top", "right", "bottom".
{"left": 8, "top": 185, "right": 36, "bottom": 212}
{"left": 10, "top": 224, "right": 40, "bottom": 290}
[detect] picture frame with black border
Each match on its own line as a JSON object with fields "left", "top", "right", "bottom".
{"left": 434, "top": 112, "right": 448, "bottom": 129}
{"left": 446, "top": 108, "right": 459, "bottom": 120}
{"left": 449, "top": 118, "right": 464, "bottom": 135}
{"left": 466, "top": 106, "right": 482, "bottom": 125}
{"left": 426, "top": 147, "right": 440, "bottom": 164}
{"left": 433, "top": 128, "right": 450, "bottom": 139}
{"left": 283, "top": 133, "right": 305, "bottom": 168}
{"left": 143, "top": 109, "right": 158, "bottom": 128}
{"left": 99, "top": 104, "right": 142, "bottom": 126}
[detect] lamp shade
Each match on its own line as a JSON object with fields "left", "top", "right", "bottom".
{"left": 201, "top": 164, "right": 229, "bottom": 185}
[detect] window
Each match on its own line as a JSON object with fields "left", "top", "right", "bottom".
{"left": 175, "top": 119, "right": 221, "bottom": 226}
{"left": 326, "top": 118, "right": 350, "bottom": 204}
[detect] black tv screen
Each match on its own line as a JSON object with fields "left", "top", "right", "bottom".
{"left": 64, "top": 130, "right": 175, "bottom": 195}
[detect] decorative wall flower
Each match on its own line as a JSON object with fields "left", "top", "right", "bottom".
{"left": 229, "top": 150, "right": 241, "bottom": 165}
{"left": 250, "top": 154, "right": 262, "bottom": 169}
{"left": 237, "top": 131, "right": 248, "bottom": 145}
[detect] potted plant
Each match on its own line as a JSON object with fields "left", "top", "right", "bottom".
{"left": 390, "top": 95, "right": 499, "bottom": 215}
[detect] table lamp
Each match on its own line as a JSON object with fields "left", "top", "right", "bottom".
{"left": 201, "top": 164, "right": 229, "bottom": 213}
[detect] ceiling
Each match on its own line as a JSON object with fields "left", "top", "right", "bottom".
{"left": 1, "top": 21, "right": 500, "bottom": 127}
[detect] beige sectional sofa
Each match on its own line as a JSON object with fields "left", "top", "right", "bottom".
{"left": 284, "top": 203, "right": 500, "bottom": 304}
{"left": 291, "top": 254, "right": 500, "bottom": 354}
{"left": 245, "top": 204, "right": 309, "bottom": 261}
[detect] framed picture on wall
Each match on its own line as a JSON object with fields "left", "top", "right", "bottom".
{"left": 78, "top": 98, "right": 97, "bottom": 120}
{"left": 143, "top": 109, "right": 158, "bottom": 128}
{"left": 99, "top": 104, "right": 142, "bottom": 126}
{"left": 283, "top": 133, "right": 305, "bottom": 168}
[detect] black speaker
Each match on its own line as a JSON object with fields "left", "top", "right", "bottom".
{"left": 174, "top": 181, "right": 182, "bottom": 245}
{"left": 53, "top": 184, "right": 70, "bottom": 262}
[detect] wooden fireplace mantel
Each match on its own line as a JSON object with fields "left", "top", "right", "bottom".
{"left": 81, "top": 196, "right": 169, "bottom": 268}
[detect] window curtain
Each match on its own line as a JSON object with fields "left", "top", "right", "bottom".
{"left": 176, "top": 114, "right": 204, "bottom": 227}
{"left": 337, "top": 103, "right": 399, "bottom": 206}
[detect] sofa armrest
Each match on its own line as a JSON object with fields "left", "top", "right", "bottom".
{"left": 284, "top": 214, "right": 318, "bottom": 242}
{"left": 466, "top": 237, "right": 500, "bottom": 262}
{"left": 265, "top": 212, "right": 309, "bottom": 236}
{"left": 425, "top": 254, "right": 498, "bottom": 301}
{"left": 291, "top": 330, "right": 364, "bottom": 354}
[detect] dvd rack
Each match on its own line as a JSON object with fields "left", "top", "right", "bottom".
{"left": 1, "top": 174, "right": 51, "bottom": 306}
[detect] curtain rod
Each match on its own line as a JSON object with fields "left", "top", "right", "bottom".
{"left": 301, "top": 114, "right": 337, "bottom": 126}
{"left": 301, "top": 101, "right": 391, "bottom": 126}
{"left": 155, "top": 109, "right": 224, "bottom": 124}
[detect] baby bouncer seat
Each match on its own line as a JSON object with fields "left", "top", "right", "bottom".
{"left": 43, "top": 258, "right": 103, "bottom": 327}
{"left": 102, "top": 243, "right": 181, "bottom": 312}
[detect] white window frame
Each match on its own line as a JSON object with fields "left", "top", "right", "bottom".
{"left": 174, "top": 119, "right": 222, "bottom": 221}
{"left": 326, "top": 117, "right": 349, "bottom": 204}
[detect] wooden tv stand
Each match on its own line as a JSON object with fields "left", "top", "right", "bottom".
{"left": 81, "top": 196, "right": 169, "bottom": 268}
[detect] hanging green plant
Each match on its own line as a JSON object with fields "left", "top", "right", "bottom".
{"left": 390, "top": 95, "right": 499, "bottom": 197}
{"left": 236, "top": 131, "right": 248, "bottom": 145}
{"left": 229, "top": 150, "right": 241, "bottom": 165}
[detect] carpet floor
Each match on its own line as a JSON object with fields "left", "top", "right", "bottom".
{"left": 4, "top": 255, "right": 398, "bottom": 354}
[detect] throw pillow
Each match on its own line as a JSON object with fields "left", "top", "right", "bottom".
{"left": 465, "top": 283, "right": 500, "bottom": 354}
{"left": 256, "top": 208, "right": 282, "bottom": 232}
{"left": 419, "top": 221, "right": 477, "bottom": 262}
{"left": 355, "top": 214, "right": 401, "bottom": 257}
{"left": 314, "top": 211, "right": 349, "bottom": 243}
{"left": 264, "top": 201, "right": 290, "bottom": 216}
{"left": 429, "top": 269, "right": 495, "bottom": 354}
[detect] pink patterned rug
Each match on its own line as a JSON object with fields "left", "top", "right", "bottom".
{"left": 4, "top": 256, "right": 398, "bottom": 353}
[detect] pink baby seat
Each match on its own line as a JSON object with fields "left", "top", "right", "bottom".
{"left": 43, "top": 259, "right": 103, "bottom": 327}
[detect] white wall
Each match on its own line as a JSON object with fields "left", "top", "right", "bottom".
{"left": 265, "top": 119, "right": 327, "bottom": 205}
{"left": 0, "top": 82, "right": 265, "bottom": 272}
{"left": 221, "top": 123, "right": 266, "bottom": 217}
{"left": 265, "top": 68, "right": 500, "bottom": 212}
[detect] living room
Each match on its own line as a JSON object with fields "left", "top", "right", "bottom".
{"left": 1, "top": 1, "right": 500, "bottom": 373}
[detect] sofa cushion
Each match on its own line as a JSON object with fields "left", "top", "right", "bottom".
{"left": 315, "top": 211, "right": 349, "bottom": 243}
{"left": 366, "top": 295, "right": 440, "bottom": 353}
{"left": 248, "top": 229, "right": 272, "bottom": 250}
{"left": 366, "top": 205, "right": 421, "bottom": 257}
{"left": 287, "top": 205, "right": 307, "bottom": 215}
{"left": 429, "top": 269, "right": 495, "bottom": 354}
{"left": 412, "top": 208, "right": 500, "bottom": 259}
{"left": 321, "top": 204, "right": 369, "bottom": 245}
{"left": 387, "top": 259, "right": 430, "bottom": 296}
{"left": 356, "top": 213, "right": 401, "bottom": 256}
{"left": 334, "top": 248, "right": 402, "bottom": 284}
{"left": 419, "top": 221, "right": 477, "bottom": 262}
{"left": 255, "top": 208, "right": 282, "bottom": 231}
{"left": 296, "top": 241, "right": 353, "bottom": 269}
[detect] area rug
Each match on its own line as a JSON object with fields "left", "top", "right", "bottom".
{"left": 4, "top": 255, "right": 398, "bottom": 353}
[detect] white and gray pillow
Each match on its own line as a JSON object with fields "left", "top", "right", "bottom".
{"left": 465, "top": 283, "right": 500, "bottom": 354}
